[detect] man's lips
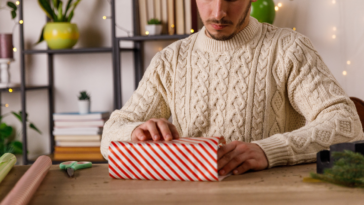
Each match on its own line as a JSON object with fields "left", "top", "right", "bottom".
{"left": 211, "top": 24, "right": 228, "bottom": 30}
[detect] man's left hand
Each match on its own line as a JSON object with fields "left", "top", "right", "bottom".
{"left": 218, "top": 141, "right": 268, "bottom": 175}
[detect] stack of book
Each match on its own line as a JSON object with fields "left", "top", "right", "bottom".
{"left": 53, "top": 112, "right": 110, "bottom": 161}
{"left": 139, "top": 0, "right": 203, "bottom": 36}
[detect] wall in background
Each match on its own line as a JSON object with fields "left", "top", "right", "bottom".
{"left": 0, "top": 0, "right": 363, "bottom": 159}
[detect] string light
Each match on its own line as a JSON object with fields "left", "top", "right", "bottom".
{"left": 19, "top": 20, "right": 23, "bottom": 24}
{"left": 278, "top": 3, "right": 283, "bottom": 7}
{"left": 13, "top": 47, "right": 17, "bottom": 52}
{"left": 145, "top": 31, "right": 149, "bottom": 35}
{"left": 342, "top": 71, "right": 347, "bottom": 76}
{"left": 333, "top": 27, "right": 337, "bottom": 31}
{"left": 190, "top": 29, "right": 194, "bottom": 34}
{"left": 332, "top": 35, "right": 336, "bottom": 39}
{"left": 8, "top": 88, "right": 13, "bottom": 93}
{"left": 347, "top": 61, "right": 351, "bottom": 65}
{"left": 102, "top": 16, "right": 107, "bottom": 20}
{"left": 275, "top": 6, "right": 279, "bottom": 11}
{"left": 5, "top": 104, "right": 9, "bottom": 107}
{"left": 293, "top": 27, "right": 296, "bottom": 31}
{"left": 16, "top": 1, "right": 20, "bottom": 5}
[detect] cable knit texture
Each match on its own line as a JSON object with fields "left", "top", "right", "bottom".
{"left": 101, "top": 17, "right": 364, "bottom": 168}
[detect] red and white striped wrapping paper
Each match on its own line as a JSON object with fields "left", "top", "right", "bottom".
{"left": 108, "top": 137, "right": 226, "bottom": 182}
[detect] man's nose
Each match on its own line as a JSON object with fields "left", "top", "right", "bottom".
{"left": 213, "top": 0, "right": 227, "bottom": 21}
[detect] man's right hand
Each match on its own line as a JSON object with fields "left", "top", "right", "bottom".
{"left": 131, "top": 118, "right": 180, "bottom": 141}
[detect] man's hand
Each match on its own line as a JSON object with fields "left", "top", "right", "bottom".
{"left": 131, "top": 118, "right": 180, "bottom": 141}
{"left": 218, "top": 141, "right": 268, "bottom": 175}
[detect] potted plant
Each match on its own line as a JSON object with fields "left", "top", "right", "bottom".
{"left": 0, "top": 111, "right": 41, "bottom": 164}
{"left": 36, "top": 0, "right": 82, "bottom": 49}
{"left": 146, "top": 18, "right": 162, "bottom": 35}
{"left": 78, "top": 91, "right": 90, "bottom": 114}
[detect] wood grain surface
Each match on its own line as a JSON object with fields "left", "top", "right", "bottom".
{"left": 1, "top": 163, "right": 364, "bottom": 205}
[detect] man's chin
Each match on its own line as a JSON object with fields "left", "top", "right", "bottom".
{"left": 206, "top": 27, "right": 235, "bottom": 41}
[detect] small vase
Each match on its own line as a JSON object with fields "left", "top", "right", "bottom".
{"left": 78, "top": 100, "right": 90, "bottom": 114}
{"left": 145, "top": 25, "right": 162, "bottom": 35}
{"left": 44, "top": 22, "right": 79, "bottom": 50}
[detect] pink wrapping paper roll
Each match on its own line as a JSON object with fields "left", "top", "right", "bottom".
{"left": 1, "top": 155, "right": 52, "bottom": 205}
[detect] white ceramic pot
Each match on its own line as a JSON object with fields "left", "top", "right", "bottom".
{"left": 145, "top": 24, "right": 162, "bottom": 35}
{"left": 78, "top": 100, "right": 90, "bottom": 114}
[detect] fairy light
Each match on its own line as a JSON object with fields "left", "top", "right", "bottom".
{"left": 347, "top": 61, "right": 351, "bottom": 65}
{"left": 278, "top": 3, "right": 282, "bottom": 7}
{"left": 293, "top": 27, "right": 296, "bottom": 31}
{"left": 333, "top": 27, "right": 337, "bottom": 31}
{"left": 103, "top": 16, "right": 107, "bottom": 20}
{"left": 16, "top": 1, "right": 20, "bottom": 5}
{"left": 145, "top": 31, "right": 149, "bottom": 35}
{"left": 332, "top": 35, "right": 336, "bottom": 39}
{"left": 190, "top": 29, "right": 195, "bottom": 34}
{"left": 5, "top": 104, "right": 9, "bottom": 107}
{"left": 19, "top": 20, "right": 23, "bottom": 24}
{"left": 342, "top": 71, "right": 347, "bottom": 76}
{"left": 8, "top": 88, "right": 13, "bottom": 93}
{"left": 13, "top": 47, "right": 17, "bottom": 52}
{"left": 171, "top": 24, "right": 175, "bottom": 28}
{"left": 275, "top": 6, "right": 279, "bottom": 11}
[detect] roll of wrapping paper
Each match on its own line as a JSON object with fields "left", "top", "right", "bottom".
{"left": 0, "top": 155, "right": 52, "bottom": 205}
{"left": 0, "top": 153, "right": 17, "bottom": 183}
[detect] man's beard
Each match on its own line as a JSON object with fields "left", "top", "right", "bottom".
{"left": 206, "top": 1, "right": 252, "bottom": 41}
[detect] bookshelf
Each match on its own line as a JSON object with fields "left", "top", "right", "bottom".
{"left": 0, "top": 0, "right": 191, "bottom": 165}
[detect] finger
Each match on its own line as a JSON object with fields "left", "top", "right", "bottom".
{"left": 218, "top": 141, "right": 238, "bottom": 160}
{"left": 233, "top": 160, "right": 254, "bottom": 175}
{"left": 156, "top": 120, "right": 173, "bottom": 141}
{"left": 132, "top": 128, "right": 150, "bottom": 141}
{"left": 146, "top": 120, "right": 161, "bottom": 141}
{"left": 168, "top": 124, "right": 180, "bottom": 139}
{"left": 219, "top": 153, "right": 248, "bottom": 176}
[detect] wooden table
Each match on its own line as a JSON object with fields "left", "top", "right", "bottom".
{"left": 1, "top": 163, "right": 363, "bottom": 205}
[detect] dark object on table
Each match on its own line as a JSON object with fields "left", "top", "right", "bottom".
{"left": 317, "top": 140, "right": 364, "bottom": 174}
{"left": 0, "top": 34, "right": 13, "bottom": 59}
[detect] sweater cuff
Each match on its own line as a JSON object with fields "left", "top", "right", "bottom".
{"left": 119, "top": 122, "right": 145, "bottom": 141}
{"left": 251, "top": 134, "right": 290, "bottom": 168}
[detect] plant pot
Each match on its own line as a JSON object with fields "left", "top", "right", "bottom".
{"left": 145, "top": 25, "right": 162, "bottom": 35}
{"left": 44, "top": 22, "right": 79, "bottom": 50}
{"left": 78, "top": 100, "right": 90, "bottom": 114}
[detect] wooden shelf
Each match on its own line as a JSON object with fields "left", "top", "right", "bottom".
{"left": 117, "top": 34, "right": 190, "bottom": 41}
{"left": 23, "top": 47, "right": 135, "bottom": 55}
{"left": 0, "top": 85, "right": 49, "bottom": 93}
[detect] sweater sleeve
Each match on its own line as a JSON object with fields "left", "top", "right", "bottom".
{"left": 252, "top": 35, "right": 364, "bottom": 168}
{"left": 100, "top": 52, "right": 172, "bottom": 159}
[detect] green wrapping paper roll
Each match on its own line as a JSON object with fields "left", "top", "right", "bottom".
{"left": 0, "top": 153, "right": 17, "bottom": 183}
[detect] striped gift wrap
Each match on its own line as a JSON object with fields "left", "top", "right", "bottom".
{"left": 108, "top": 137, "right": 224, "bottom": 182}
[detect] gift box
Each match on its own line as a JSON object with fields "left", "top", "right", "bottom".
{"left": 108, "top": 137, "right": 226, "bottom": 182}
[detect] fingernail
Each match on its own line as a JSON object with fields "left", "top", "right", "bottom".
{"left": 220, "top": 170, "right": 225, "bottom": 175}
{"left": 140, "top": 136, "right": 145, "bottom": 140}
{"left": 153, "top": 135, "right": 158, "bottom": 140}
{"left": 233, "top": 170, "right": 238, "bottom": 175}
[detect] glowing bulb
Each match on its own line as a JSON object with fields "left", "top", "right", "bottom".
{"left": 278, "top": 3, "right": 282, "bottom": 7}
{"left": 347, "top": 61, "right": 351, "bottom": 65}
{"left": 332, "top": 0, "right": 336, "bottom": 4}
{"left": 293, "top": 27, "right": 296, "bottom": 31}
{"left": 19, "top": 20, "right": 23, "bottom": 24}
{"left": 8, "top": 88, "right": 13, "bottom": 93}
{"left": 171, "top": 24, "right": 175, "bottom": 28}
{"left": 333, "top": 27, "right": 337, "bottom": 31}
{"left": 13, "top": 47, "right": 17, "bottom": 52}
{"left": 332, "top": 35, "right": 336, "bottom": 39}
{"left": 16, "top": 1, "right": 20, "bottom": 5}
{"left": 190, "top": 29, "right": 194, "bottom": 33}
{"left": 103, "top": 16, "right": 107, "bottom": 20}
{"left": 275, "top": 6, "right": 279, "bottom": 11}
{"left": 145, "top": 31, "right": 149, "bottom": 35}
{"left": 342, "top": 71, "right": 347, "bottom": 76}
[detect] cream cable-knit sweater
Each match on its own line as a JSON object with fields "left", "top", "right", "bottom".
{"left": 101, "top": 17, "right": 364, "bottom": 168}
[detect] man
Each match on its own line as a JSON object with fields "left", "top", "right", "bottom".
{"left": 101, "top": 0, "right": 364, "bottom": 176}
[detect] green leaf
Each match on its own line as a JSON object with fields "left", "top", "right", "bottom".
{"left": 7, "top": 1, "right": 17, "bottom": 10}
{"left": 11, "top": 10, "right": 16, "bottom": 19}
{"left": 67, "top": 10, "right": 74, "bottom": 22}
{"left": 0, "top": 123, "right": 13, "bottom": 139}
{"left": 38, "top": 0, "right": 57, "bottom": 20}
{"left": 6, "top": 141, "right": 23, "bottom": 154}
{"left": 64, "top": 0, "right": 74, "bottom": 17}
{"left": 52, "top": 0, "right": 60, "bottom": 9}
{"left": 57, "top": 1, "right": 63, "bottom": 22}
{"left": 35, "top": 25, "right": 46, "bottom": 45}
{"left": 11, "top": 111, "right": 22, "bottom": 122}
{"left": 67, "top": 0, "right": 81, "bottom": 22}
{"left": 29, "top": 123, "right": 42, "bottom": 134}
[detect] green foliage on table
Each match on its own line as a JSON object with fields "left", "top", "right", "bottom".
{"left": 78, "top": 91, "right": 90, "bottom": 100}
{"left": 0, "top": 111, "right": 42, "bottom": 156}
{"left": 36, "top": 0, "right": 82, "bottom": 44}
{"left": 147, "top": 18, "right": 161, "bottom": 25}
{"left": 6, "top": 1, "right": 17, "bottom": 19}
{"left": 311, "top": 151, "right": 364, "bottom": 188}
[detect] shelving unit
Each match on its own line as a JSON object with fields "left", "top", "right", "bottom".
{"left": 0, "top": 0, "right": 191, "bottom": 165}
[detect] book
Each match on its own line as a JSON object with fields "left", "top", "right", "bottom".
{"left": 191, "top": 0, "right": 198, "bottom": 32}
{"left": 55, "top": 135, "right": 101, "bottom": 141}
{"left": 176, "top": 0, "right": 185, "bottom": 35}
{"left": 161, "top": 0, "right": 168, "bottom": 34}
{"left": 184, "top": 0, "right": 192, "bottom": 34}
{"left": 167, "top": 0, "right": 175, "bottom": 35}
{"left": 53, "top": 127, "right": 102, "bottom": 136}
{"left": 139, "top": 0, "right": 148, "bottom": 36}
{"left": 56, "top": 141, "right": 101, "bottom": 147}
{"left": 54, "top": 120, "right": 105, "bottom": 128}
{"left": 54, "top": 152, "right": 105, "bottom": 161}
{"left": 55, "top": 146, "right": 101, "bottom": 152}
{"left": 53, "top": 112, "right": 109, "bottom": 121}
